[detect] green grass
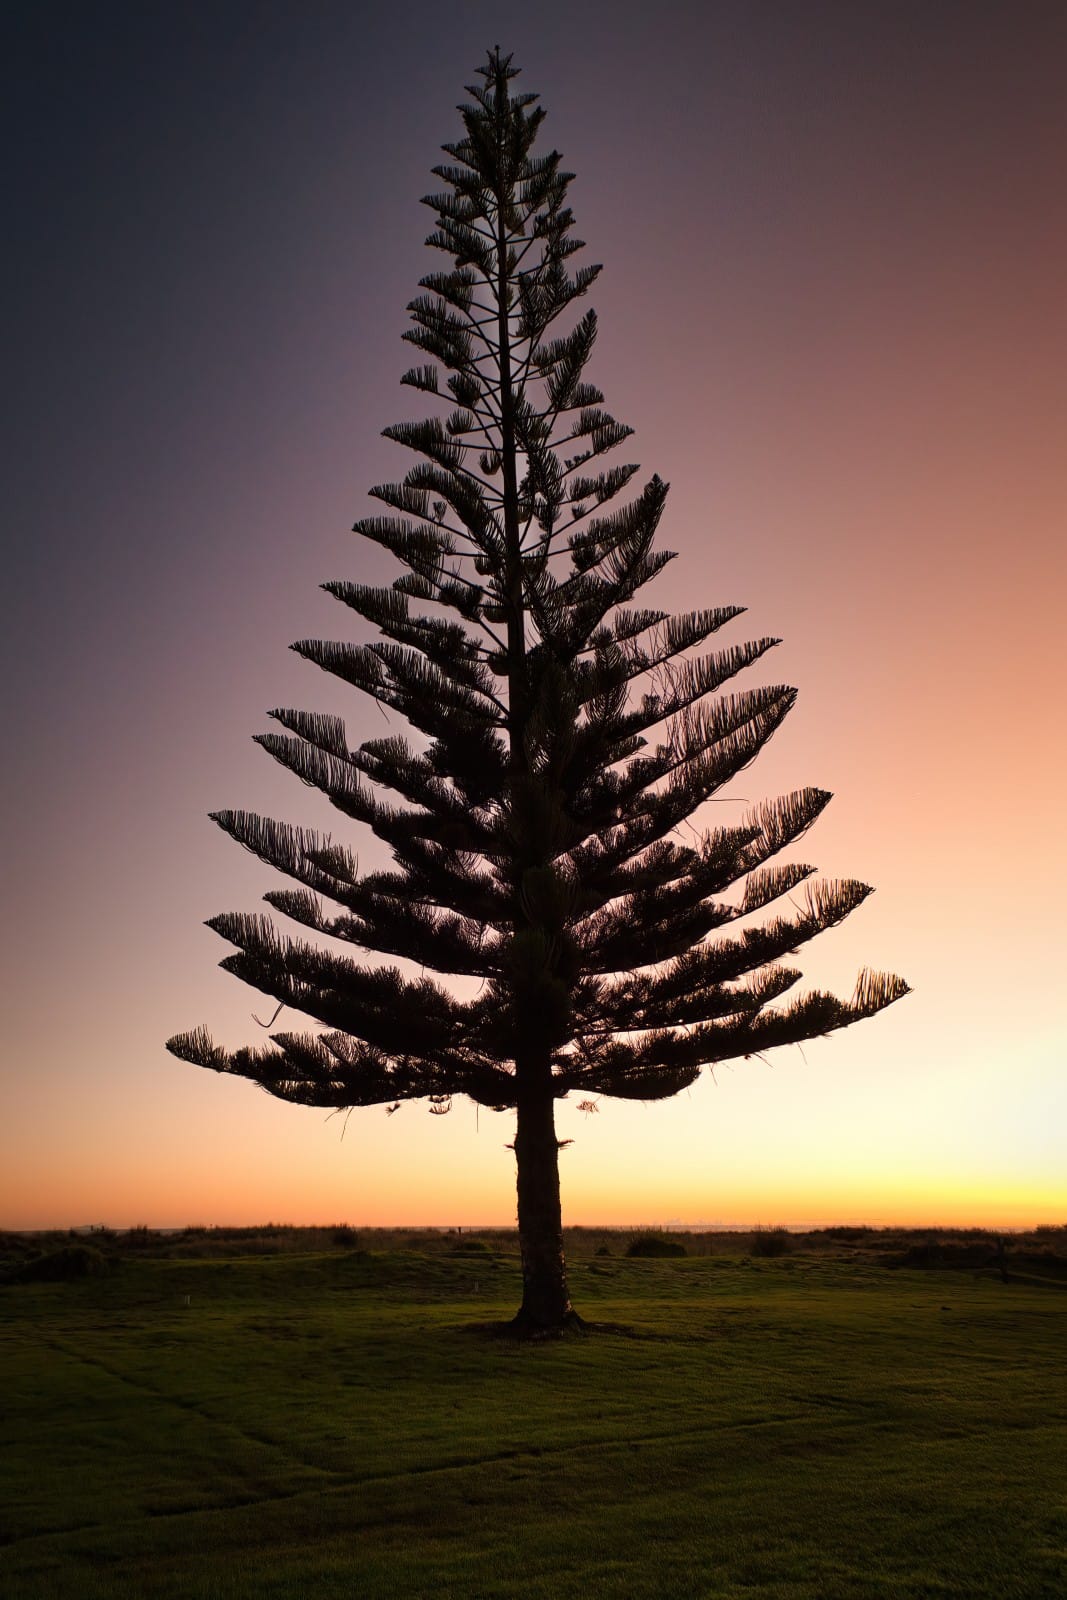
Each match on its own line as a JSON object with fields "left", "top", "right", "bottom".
{"left": 2, "top": 1238, "right": 1065, "bottom": 1598}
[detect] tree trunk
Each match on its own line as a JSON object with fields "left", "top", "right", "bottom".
{"left": 509, "top": 1086, "right": 581, "bottom": 1335}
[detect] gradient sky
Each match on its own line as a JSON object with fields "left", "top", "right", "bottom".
{"left": 3, "top": 1, "right": 1064, "bottom": 1230}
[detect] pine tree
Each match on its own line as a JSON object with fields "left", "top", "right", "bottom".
{"left": 168, "top": 50, "right": 908, "bottom": 1335}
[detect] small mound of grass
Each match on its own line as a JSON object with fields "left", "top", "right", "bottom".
{"left": 898, "top": 1240, "right": 996, "bottom": 1269}
{"left": 751, "top": 1226, "right": 793, "bottom": 1257}
{"left": 626, "top": 1234, "right": 687, "bottom": 1259}
{"left": 331, "top": 1225, "right": 363, "bottom": 1248}
{"left": 8, "top": 1244, "right": 111, "bottom": 1284}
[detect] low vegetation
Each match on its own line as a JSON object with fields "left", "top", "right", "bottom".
{"left": 4, "top": 1221, "right": 1064, "bottom": 1277}
{"left": 625, "top": 1232, "right": 688, "bottom": 1258}
{"left": 749, "top": 1225, "right": 793, "bottom": 1257}
{"left": 2, "top": 1224, "right": 1064, "bottom": 1597}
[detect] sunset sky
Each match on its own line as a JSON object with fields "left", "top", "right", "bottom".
{"left": 4, "top": 1, "right": 1064, "bottom": 1231}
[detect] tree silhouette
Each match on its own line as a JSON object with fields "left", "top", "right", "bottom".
{"left": 168, "top": 50, "right": 908, "bottom": 1335}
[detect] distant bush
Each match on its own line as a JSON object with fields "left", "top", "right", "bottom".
{"left": 751, "top": 1227, "right": 792, "bottom": 1257}
{"left": 1018, "top": 1248, "right": 1067, "bottom": 1276}
{"left": 449, "top": 1238, "right": 491, "bottom": 1255}
{"left": 122, "top": 1226, "right": 157, "bottom": 1251}
{"left": 332, "top": 1225, "right": 362, "bottom": 1248}
{"left": 897, "top": 1241, "right": 996, "bottom": 1269}
{"left": 10, "top": 1244, "right": 110, "bottom": 1283}
{"left": 626, "top": 1234, "right": 687, "bottom": 1259}
{"left": 595, "top": 1244, "right": 612, "bottom": 1257}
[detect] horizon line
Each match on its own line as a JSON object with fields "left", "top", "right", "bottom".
{"left": 13, "top": 1218, "right": 1063, "bottom": 1236}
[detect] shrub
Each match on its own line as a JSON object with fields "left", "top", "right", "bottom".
{"left": 751, "top": 1226, "right": 792, "bottom": 1257}
{"left": 626, "top": 1234, "right": 687, "bottom": 1259}
{"left": 595, "top": 1244, "right": 612, "bottom": 1257}
{"left": 897, "top": 1240, "right": 997, "bottom": 1269}
{"left": 122, "top": 1226, "right": 157, "bottom": 1252}
{"left": 10, "top": 1244, "right": 110, "bottom": 1283}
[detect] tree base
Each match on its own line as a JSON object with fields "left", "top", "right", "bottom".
{"left": 498, "top": 1306, "right": 588, "bottom": 1341}
{"left": 466, "top": 1313, "right": 642, "bottom": 1342}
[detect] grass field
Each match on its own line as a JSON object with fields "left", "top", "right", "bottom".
{"left": 2, "top": 1229, "right": 1065, "bottom": 1598}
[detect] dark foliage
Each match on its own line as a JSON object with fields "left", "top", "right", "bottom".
{"left": 626, "top": 1234, "right": 688, "bottom": 1258}
{"left": 7, "top": 1244, "right": 111, "bottom": 1283}
{"left": 331, "top": 1225, "right": 363, "bottom": 1249}
{"left": 167, "top": 51, "right": 907, "bottom": 1331}
{"left": 750, "top": 1226, "right": 793, "bottom": 1257}
{"left": 898, "top": 1240, "right": 996, "bottom": 1269}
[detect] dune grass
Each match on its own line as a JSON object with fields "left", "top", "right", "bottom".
{"left": 2, "top": 1235, "right": 1065, "bottom": 1597}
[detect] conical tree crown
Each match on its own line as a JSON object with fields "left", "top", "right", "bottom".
{"left": 168, "top": 49, "right": 907, "bottom": 1113}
